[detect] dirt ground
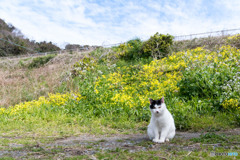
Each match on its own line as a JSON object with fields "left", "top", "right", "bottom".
{"left": 1, "top": 128, "right": 240, "bottom": 159}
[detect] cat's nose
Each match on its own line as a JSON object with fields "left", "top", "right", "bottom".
{"left": 156, "top": 111, "right": 159, "bottom": 113}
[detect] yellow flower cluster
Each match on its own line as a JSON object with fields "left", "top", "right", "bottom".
{"left": 95, "top": 45, "right": 239, "bottom": 109}
{"left": 0, "top": 92, "right": 83, "bottom": 115}
{"left": 48, "top": 92, "right": 82, "bottom": 106}
{"left": 227, "top": 34, "right": 240, "bottom": 40}
{"left": 95, "top": 62, "right": 182, "bottom": 108}
{"left": 222, "top": 99, "right": 240, "bottom": 110}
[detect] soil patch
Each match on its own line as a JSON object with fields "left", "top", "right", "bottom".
{"left": 1, "top": 128, "right": 240, "bottom": 159}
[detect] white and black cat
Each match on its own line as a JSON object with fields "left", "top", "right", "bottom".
{"left": 147, "top": 97, "right": 175, "bottom": 143}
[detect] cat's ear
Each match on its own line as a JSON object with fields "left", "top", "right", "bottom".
{"left": 160, "top": 97, "right": 164, "bottom": 103}
{"left": 149, "top": 98, "right": 153, "bottom": 104}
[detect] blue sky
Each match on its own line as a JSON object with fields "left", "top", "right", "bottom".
{"left": 0, "top": 0, "right": 240, "bottom": 48}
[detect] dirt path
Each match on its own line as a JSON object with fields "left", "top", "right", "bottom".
{"left": 1, "top": 128, "right": 240, "bottom": 159}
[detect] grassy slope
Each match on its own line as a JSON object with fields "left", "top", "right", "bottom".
{"left": 0, "top": 45, "right": 239, "bottom": 137}
{"left": 0, "top": 52, "right": 86, "bottom": 107}
{"left": 0, "top": 37, "right": 239, "bottom": 159}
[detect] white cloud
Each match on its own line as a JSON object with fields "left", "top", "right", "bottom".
{"left": 1, "top": 0, "right": 240, "bottom": 48}
{"left": 217, "top": 0, "right": 240, "bottom": 11}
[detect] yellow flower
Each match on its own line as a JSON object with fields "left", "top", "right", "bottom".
{"left": 222, "top": 99, "right": 239, "bottom": 110}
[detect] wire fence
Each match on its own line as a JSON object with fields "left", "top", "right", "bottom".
{"left": 101, "top": 28, "right": 240, "bottom": 47}
{"left": 174, "top": 28, "right": 240, "bottom": 41}
{"left": 1, "top": 28, "right": 240, "bottom": 60}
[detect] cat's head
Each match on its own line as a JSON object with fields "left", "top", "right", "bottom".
{"left": 149, "top": 97, "right": 166, "bottom": 116}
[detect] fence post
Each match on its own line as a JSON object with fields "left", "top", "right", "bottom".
{"left": 221, "top": 30, "right": 225, "bottom": 36}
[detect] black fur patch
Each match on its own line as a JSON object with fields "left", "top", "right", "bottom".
{"left": 149, "top": 99, "right": 162, "bottom": 109}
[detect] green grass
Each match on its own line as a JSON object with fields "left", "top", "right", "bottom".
{"left": 0, "top": 37, "right": 239, "bottom": 159}
{"left": 27, "top": 54, "right": 56, "bottom": 69}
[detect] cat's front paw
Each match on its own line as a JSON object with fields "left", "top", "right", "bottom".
{"left": 153, "top": 138, "right": 160, "bottom": 143}
{"left": 153, "top": 138, "right": 164, "bottom": 143}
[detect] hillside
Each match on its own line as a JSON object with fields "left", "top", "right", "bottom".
{"left": 0, "top": 49, "right": 92, "bottom": 107}
{"left": 0, "top": 33, "right": 239, "bottom": 159}
{"left": 1, "top": 33, "right": 240, "bottom": 128}
{"left": 0, "top": 18, "right": 60, "bottom": 56}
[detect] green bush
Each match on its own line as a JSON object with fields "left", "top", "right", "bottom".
{"left": 28, "top": 54, "right": 56, "bottom": 69}
{"left": 114, "top": 33, "right": 174, "bottom": 61}
{"left": 118, "top": 38, "right": 143, "bottom": 60}
{"left": 177, "top": 64, "right": 239, "bottom": 111}
{"left": 142, "top": 33, "right": 173, "bottom": 59}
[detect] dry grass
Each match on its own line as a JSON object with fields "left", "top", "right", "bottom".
{"left": 171, "top": 35, "right": 229, "bottom": 52}
{"left": 0, "top": 50, "right": 91, "bottom": 108}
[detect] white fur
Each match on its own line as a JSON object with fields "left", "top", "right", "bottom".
{"left": 147, "top": 99, "right": 175, "bottom": 143}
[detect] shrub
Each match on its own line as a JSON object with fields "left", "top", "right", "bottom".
{"left": 71, "top": 57, "right": 97, "bottom": 77}
{"left": 178, "top": 63, "right": 239, "bottom": 111}
{"left": 28, "top": 54, "right": 56, "bottom": 69}
{"left": 118, "top": 38, "right": 143, "bottom": 60}
{"left": 142, "top": 33, "right": 173, "bottom": 59}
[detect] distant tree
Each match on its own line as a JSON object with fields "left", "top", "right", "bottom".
{"left": 65, "top": 44, "right": 81, "bottom": 50}
{"left": 11, "top": 38, "right": 28, "bottom": 55}
{"left": 0, "top": 18, "right": 61, "bottom": 56}
{"left": 35, "top": 41, "right": 60, "bottom": 52}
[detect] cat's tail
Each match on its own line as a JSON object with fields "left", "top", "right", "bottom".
{"left": 147, "top": 126, "right": 155, "bottom": 140}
